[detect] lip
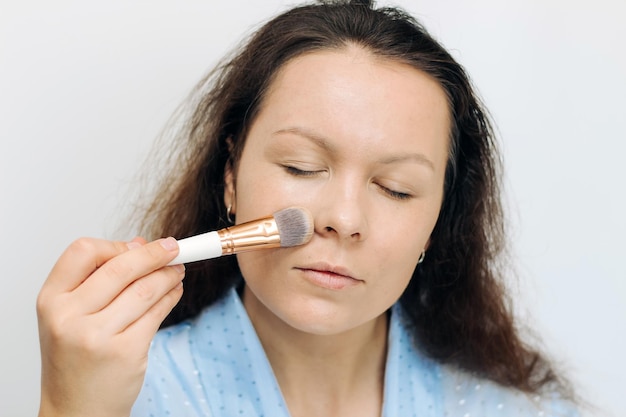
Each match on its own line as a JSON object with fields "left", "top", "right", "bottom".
{"left": 295, "top": 262, "right": 362, "bottom": 290}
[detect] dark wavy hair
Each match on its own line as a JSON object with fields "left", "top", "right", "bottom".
{"left": 134, "top": 0, "right": 565, "bottom": 395}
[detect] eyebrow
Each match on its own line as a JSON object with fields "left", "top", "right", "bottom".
{"left": 377, "top": 153, "right": 435, "bottom": 171}
{"left": 273, "top": 126, "right": 435, "bottom": 171}
{"left": 273, "top": 127, "right": 336, "bottom": 153}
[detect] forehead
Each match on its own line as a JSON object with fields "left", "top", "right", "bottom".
{"left": 268, "top": 47, "right": 448, "bottom": 124}
{"left": 243, "top": 46, "right": 451, "bottom": 169}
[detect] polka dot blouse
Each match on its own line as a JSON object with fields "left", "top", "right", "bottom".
{"left": 131, "top": 288, "right": 579, "bottom": 417}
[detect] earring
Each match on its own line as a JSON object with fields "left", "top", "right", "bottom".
{"left": 417, "top": 250, "right": 426, "bottom": 264}
{"left": 226, "top": 204, "right": 234, "bottom": 224}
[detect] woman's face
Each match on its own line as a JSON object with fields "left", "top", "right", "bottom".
{"left": 225, "top": 46, "right": 450, "bottom": 335}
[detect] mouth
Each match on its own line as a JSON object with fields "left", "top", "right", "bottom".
{"left": 295, "top": 262, "right": 362, "bottom": 290}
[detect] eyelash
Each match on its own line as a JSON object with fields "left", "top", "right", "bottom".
{"left": 283, "top": 165, "right": 321, "bottom": 177}
{"left": 283, "top": 165, "right": 413, "bottom": 201}
{"left": 378, "top": 185, "right": 412, "bottom": 201}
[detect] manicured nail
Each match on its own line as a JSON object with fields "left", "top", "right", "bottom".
{"left": 126, "top": 241, "right": 142, "bottom": 250}
{"left": 160, "top": 237, "right": 179, "bottom": 252}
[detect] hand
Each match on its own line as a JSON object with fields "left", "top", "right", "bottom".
{"left": 36, "top": 237, "right": 185, "bottom": 417}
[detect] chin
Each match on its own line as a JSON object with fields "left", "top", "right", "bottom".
{"left": 274, "top": 296, "right": 376, "bottom": 336}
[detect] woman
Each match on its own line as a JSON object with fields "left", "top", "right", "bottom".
{"left": 37, "top": 1, "right": 579, "bottom": 416}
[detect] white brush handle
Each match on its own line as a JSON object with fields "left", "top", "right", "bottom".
{"left": 167, "top": 231, "right": 223, "bottom": 265}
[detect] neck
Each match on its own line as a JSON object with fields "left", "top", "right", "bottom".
{"left": 242, "top": 286, "right": 389, "bottom": 417}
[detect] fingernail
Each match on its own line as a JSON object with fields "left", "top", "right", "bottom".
{"left": 160, "top": 237, "right": 178, "bottom": 252}
{"left": 175, "top": 281, "right": 184, "bottom": 290}
{"left": 126, "top": 242, "right": 141, "bottom": 250}
{"left": 172, "top": 263, "right": 185, "bottom": 274}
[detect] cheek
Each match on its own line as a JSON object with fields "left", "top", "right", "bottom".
{"left": 233, "top": 165, "right": 279, "bottom": 220}
{"left": 236, "top": 251, "right": 283, "bottom": 298}
{"left": 387, "top": 206, "right": 438, "bottom": 247}
{"left": 373, "top": 244, "right": 420, "bottom": 287}
{"left": 236, "top": 170, "right": 319, "bottom": 222}
{"left": 372, "top": 206, "right": 439, "bottom": 274}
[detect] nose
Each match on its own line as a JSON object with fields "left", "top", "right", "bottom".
{"left": 314, "top": 177, "right": 369, "bottom": 241}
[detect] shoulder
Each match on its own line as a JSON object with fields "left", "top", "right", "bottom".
{"left": 389, "top": 304, "right": 580, "bottom": 417}
{"left": 131, "top": 288, "right": 287, "bottom": 417}
{"left": 437, "top": 366, "right": 580, "bottom": 417}
{"left": 131, "top": 295, "right": 233, "bottom": 417}
{"left": 146, "top": 292, "right": 231, "bottom": 375}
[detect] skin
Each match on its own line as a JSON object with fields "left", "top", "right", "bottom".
{"left": 37, "top": 237, "right": 184, "bottom": 417}
{"left": 225, "top": 46, "right": 451, "bottom": 417}
{"left": 36, "top": 46, "right": 450, "bottom": 417}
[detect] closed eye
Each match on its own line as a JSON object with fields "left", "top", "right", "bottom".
{"left": 282, "top": 165, "right": 323, "bottom": 177}
{"left": 377, "top": 184, "right": 413, "bottom": 201}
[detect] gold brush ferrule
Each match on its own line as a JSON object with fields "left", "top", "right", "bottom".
{"left": 217, "top": 216, "right": 281, "bottom": 255}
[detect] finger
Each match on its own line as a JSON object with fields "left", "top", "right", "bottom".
{"left": 117, "top": 280, "right": 184, "bottom": 346}
{"left": 72, "top": 237, "right": 179, "bottom": 314}
{"left": 97, "top": 264, "right": 185, "bottom": 334}
{"left": 43, "top": 238, "right": 130, "bottom": 293}
{"left": 130, "top": 236, "right": 148, "bottom": 245}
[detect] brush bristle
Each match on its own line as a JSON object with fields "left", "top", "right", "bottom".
{"left": 274, "top": 207, "right": 314, "bottom": 247}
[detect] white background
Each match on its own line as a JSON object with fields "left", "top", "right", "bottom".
{"left": 1, "top": 1, "right": 624, "bottom": 416}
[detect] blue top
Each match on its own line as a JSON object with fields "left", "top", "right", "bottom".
{"left": 131, "top": 288, "right": 579, "bottom": 417}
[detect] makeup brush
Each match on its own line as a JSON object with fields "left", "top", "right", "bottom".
{"left": 168, "top": 207, "right": 313, "bottom": 265}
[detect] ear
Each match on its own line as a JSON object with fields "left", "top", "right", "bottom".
{"left": 223, "top": 141, "right": 236, "bottom": 213}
